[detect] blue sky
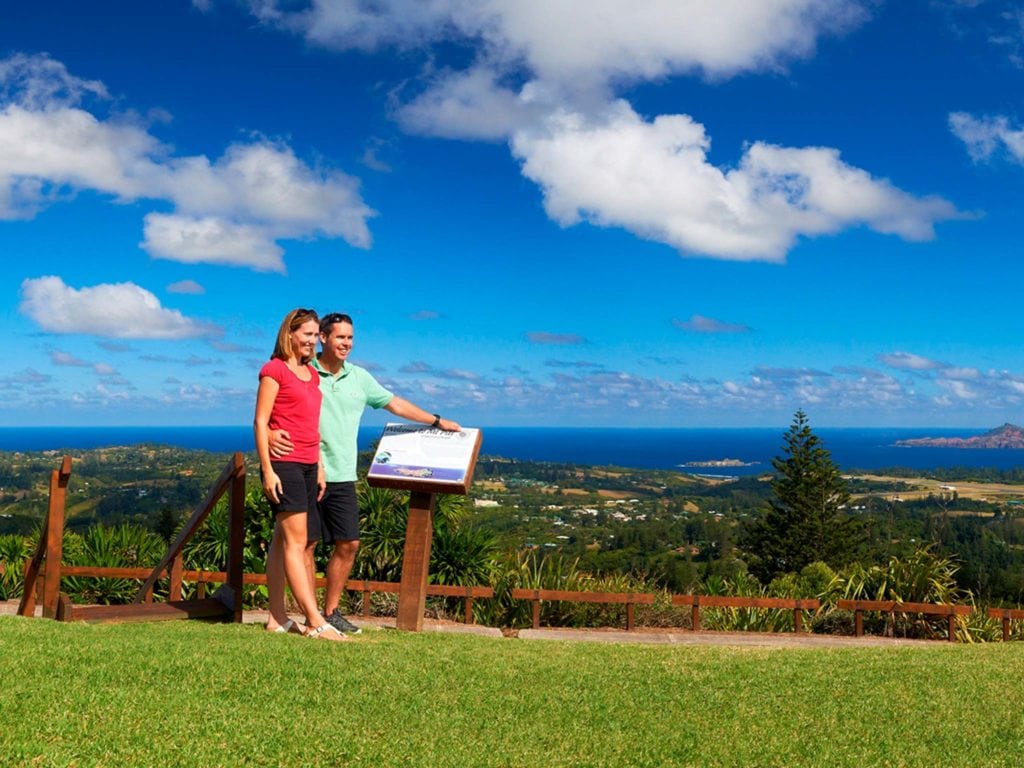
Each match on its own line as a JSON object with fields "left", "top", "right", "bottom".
{"left": 2, "top": 0, "right": 1024, "bottom": 429}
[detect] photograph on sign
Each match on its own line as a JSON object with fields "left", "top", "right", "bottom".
{"left": 368, "top": 423, "right": 481, "bottom": 485}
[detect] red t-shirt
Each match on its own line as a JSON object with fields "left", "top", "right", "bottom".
{"left": 259, "top": 358, "right": 322, "bottom": 464}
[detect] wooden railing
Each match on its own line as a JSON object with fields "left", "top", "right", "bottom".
{"left": 671, "top": 595, "right": 820, "bottom": 633}
{"left": 17, "top": 453, "right": 247, "bottom": 625}
{"left": 17, "top": 456, "right": 72, "bottom": 618}
{"left": 511, "top": 588, "right": 655, "bottom": 630}
{"left": 987, "top": 607, "right": 1024, "bottom": 642}
{"left": 836, "top": 599, "right": 973, "bottom": 643}
{"left": 25, "top": 564, "right": 493, "bottom": 624}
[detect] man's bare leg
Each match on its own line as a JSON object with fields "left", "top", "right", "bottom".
{"left": 324, "top": 539, "right": 359, "bottom": 616}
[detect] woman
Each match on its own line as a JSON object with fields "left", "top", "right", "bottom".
{"left": 254, "top": 307, "right": 344, "bottom": 640}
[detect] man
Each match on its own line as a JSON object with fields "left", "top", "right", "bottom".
{"left": 269, "top": 312, "right": 460, "bottom": 634}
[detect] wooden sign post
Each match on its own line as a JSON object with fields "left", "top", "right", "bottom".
{"left": 366, "top": 424, "right": 482, "bottom": 631}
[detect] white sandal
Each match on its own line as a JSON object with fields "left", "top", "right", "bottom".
{"left": 307, "top": 623, "right": 346, "bottom": 641}
{"left": 271, "top": 619, "right": 304, "bottom": 635}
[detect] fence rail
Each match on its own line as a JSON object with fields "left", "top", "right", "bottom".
{"left": 8, "top": 561, "right": 1024, "bottom": 640}
{"left": 987, "top": 607, "right": 1024, "bottom": 641}
{"left": 836, "top": 599, "right": 973, "bottom": 642}
{"left": 671, "top": 595, "right": 821, "bottom": 633}
{"left": 25, "top": 563, "right": 494, "bottom": 625}
{"left": 511, "top": 588, "right": 655, "bottom": 630}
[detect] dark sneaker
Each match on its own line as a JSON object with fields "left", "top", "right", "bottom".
{"left": 326, "top": 609, "right": 363, "bottom": 635}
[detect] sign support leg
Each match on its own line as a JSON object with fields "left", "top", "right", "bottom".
{"left": 396, "top": 491, "right": 436, "bottom": 631}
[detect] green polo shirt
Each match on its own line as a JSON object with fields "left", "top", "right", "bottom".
{"left": 313, "top": 357, "right": 393, "bottom": 482}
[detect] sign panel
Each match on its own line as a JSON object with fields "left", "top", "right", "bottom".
{"left": 367, "top": 424, "right": 482, "bottom": 495}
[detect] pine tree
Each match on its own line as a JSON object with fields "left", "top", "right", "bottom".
{"left": 745, "top": 410, "right": 857, "bottom": 581}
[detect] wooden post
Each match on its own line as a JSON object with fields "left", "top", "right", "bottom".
{"left": 169, "top": 553, "right": 183, "bottom": 601}
{"left": 794, "top": 605, "right": 803, "bottom": 633}
{"left": 854, "top": 609, "right": 864, "bottom": 637}
{"left": 626, "top": 601, "right": 635, "bottom": 631}
{"left": 1003, "top": 616, "right": 1010, "bottom": 642}
{"left": 532, "top": 594, "right": 541, "bottom": 629}
{"left": 395, "top": 491, "right": 436, "bottom": 631}
{"left": 464, "top": 586, "right": 474, "bottom": 624}
{"left": 41, "top": 458, "right": 71, "bottom": 619}
{"left": 362, "top": 581, "right": 372, "bottom": 617}
{"left": 691, "top": 597, "right": 701, "bottom": 632}
{"left": 947, "top": 613, "right": 956, "bottom": 643}
{"left": 226, "top": 458, "right": 246, "bottom": 623}
{"left": 57, "top": 592, "right": 73, "bottom": 622}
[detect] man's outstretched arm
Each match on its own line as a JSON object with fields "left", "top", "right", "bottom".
{"left": 385, "top": 396, "right": 461, "bottom": 431}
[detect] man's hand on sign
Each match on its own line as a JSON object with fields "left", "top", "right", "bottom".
{"left": 268, "top": 429, "right": 294, "bottom": 458}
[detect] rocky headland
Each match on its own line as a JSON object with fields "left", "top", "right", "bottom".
{"left": 895, "top": 423, "right": 1024, "bottom": 449}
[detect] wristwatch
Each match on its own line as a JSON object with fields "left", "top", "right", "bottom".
{"left": 431, "top": 414, "right": 441, "bottom": 428}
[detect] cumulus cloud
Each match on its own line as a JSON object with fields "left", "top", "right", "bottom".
{"left": 950, "top": 111, "right": 1024, "bottom": 163}
{"left": 254, "top": 0, "right": 866, "bottom": 85}
{"left": 237, "top": 2, "right": 965, "bottom": 263}
{"left": 514, "top": 103, "right": 960, "bottom": 261}
{"left": 0, "top": 53, "right": 374, "bottom": 270}
{"left": 526, "top": 331, "right": 586, "bottom": 345}
{"left": 674, "top": 314, "right": 752, "bottom": 333}
{"left": 20, "top": 276, "right": 221, "bottom": 339}
{"left": 398, "top": 66, "right": 548, "bottom": 140}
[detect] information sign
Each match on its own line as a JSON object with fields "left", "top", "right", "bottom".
{"left": 367, "top": 424, "right": 482, "bottom": 495}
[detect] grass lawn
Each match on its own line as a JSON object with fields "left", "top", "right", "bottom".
{"left": 2, "top": 616, "right": 1023, "bottom": 767}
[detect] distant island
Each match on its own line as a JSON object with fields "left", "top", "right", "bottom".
{"left": 895, "top": 423, "right": 1024, "bottom": 449}
{"left": 680, "top": 458, "right": 759, "bottom": 468}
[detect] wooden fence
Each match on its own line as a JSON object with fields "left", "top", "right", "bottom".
{"left": 8, "top": 455, "right": 1024, "bottom": 641}
{"left": 836, "top": 599, "right": 973, "bottom": 643}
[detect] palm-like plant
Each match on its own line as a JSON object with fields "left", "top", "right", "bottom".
{"left": 825, "top": 546, "right": 969, "bottom": 639}
{"left": 0, "top": 533, "right": 30, "bottom": 600}
{"left": 63, "top": 524, "right": 165, "bottom": 604}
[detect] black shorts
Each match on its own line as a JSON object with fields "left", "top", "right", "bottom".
{"left": 310, "top": 481, "right": 359, "bottom": 545}
{"left": 262, "top": 461, "right": 318, "bottom": 518}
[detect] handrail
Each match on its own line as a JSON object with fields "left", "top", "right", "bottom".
{"left": 511, "top": 588, "right": 656, "bottom": 631}
{"left": 17, "top": 456, "right": 72, "bottom": 618}
{"left": 672, "top": 594, "right": 820, "bottom": 633}
{"left": 987, "top": 607, "right": 1024, "bottom": 641}
{"left": 836, "top": 599, "right": 972, "bottom": 642}
{"left": 40, "top": 565, "right": 494, "bottom": 625}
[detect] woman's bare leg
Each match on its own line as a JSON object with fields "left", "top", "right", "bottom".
{"left": 278, "top": 512, "right": 344, "bottom": 640}
{"left": 265, "top": 520, "right": 290, "bottom": 631}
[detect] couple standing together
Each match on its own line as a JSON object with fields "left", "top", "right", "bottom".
{"left": 253, "top": 308, "right": 461, "bottom": 640}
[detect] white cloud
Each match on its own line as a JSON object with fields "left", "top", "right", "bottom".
{"left": 513, "top": 103, "right": 959, "bottom": 261}
{"left": 167, "top": 279, "right": 205, "bottom": 295}
{"left": 242, "top": 2, "right": 964, "bottom": 263}
{"left": 19, "top": 276, "right": 221, "bottom": 339}
{"left": 526, "top": 331, "right": 586, "bottom": 345}
{"left": 674, "top": 315, "right": 751, "bottom": 334}
{"left": 398, "top": 66, "right": 545, "bottom": 140}
{"left": 0, "top": 53, "right": 374, "bottom": 269}
{"left": 255, "top": 0, "right": 866, "bottom": 85}
{"left": 878, "top": 351, "right": 946, "bottom": 370}
{"left": 48, "top": 350, "right": 91, "bottom": 367}
{"left": 949, "top": 111, "right": 1024, "bottom": 163}
{"left": 0, "top": 52, "right": 108, "bottom": 110}
{"left": 143, "top": 214, "right": 285, "bottom": 272}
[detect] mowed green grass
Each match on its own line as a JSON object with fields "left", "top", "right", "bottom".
{"left": 2, "top": 617, "right": 1023, "bottom": 767}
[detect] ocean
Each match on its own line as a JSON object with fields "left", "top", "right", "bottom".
{"left": 0, "top": 425, "right": 1020, "bottom": 475}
